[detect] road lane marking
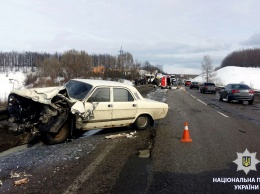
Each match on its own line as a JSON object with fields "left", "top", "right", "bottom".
{"left": 190, "top": 94, "right": 196, "bottom": 98}
{"left": 216, "top": 111, "right": 229, "bottom": 118}
{"left": 63, "top": 142, "right": 117, "bottom": 194}
{"left": 197, "top": 99, "right": 207, "bottom": 105}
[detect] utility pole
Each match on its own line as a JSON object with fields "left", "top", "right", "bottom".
{"left": 118, "top": 46, "right": 124, "bottom": 56}
{"left": 118, "top": 46, "right": 125, "bottom": 78}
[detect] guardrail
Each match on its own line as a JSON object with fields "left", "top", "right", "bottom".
{"left": 0, "top": 109, "right": 9, "bottom": 121}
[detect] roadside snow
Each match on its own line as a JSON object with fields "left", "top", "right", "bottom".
{"left": 0, "top": 72, "right": 26, "bottom": 101}
{"left": 192, "top": 66, "right": 260, "bottom": 90}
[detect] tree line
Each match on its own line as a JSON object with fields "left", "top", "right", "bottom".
{"left": 217, "top": 48, "right": 260, "bottom": 70}
{"left": 0, "top": 50, "right": 163, "bottom": 86}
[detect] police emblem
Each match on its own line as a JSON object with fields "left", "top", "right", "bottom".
{"left": 242, "top": 156, "right": 251, "bottom": 167}
{"left": 233, "top": 149, "right": 259, "bottom": 175}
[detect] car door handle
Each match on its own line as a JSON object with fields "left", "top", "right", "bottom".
{"left": 108, "top": 104, "right": 113, "bottom": 107}
{"left": 133, "top": 104, "right": 137, "bottom": 107}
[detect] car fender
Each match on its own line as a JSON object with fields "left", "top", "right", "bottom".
{"left": 71, "top": 101, "right": 97, "bottom": 120}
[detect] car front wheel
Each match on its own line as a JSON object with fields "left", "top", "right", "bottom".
{"left": 134, "top": 115, "right": 150, "bottom": 130}
{"left": 44, "top": 120, "right": 70, "bottom": 144}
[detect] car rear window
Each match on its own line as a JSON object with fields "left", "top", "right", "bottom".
{"left": 205, "top": 83, "right": 215, "bottom": 86}
{"left": 231, "top": 84, "right": 250, "bottom": 89}
{"left": 113, "top": 88, "right": 134, "bottom": 102}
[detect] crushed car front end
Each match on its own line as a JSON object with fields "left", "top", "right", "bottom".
{"left": 7, "top": 86, "right": 73, "bottom": 143}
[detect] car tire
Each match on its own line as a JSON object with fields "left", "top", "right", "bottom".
{"left": 226, "top": 94, "right": 231, "bottom": 103}
{"left": 219, "top": 95, "right": 223, "bottom": 101}
{"left": 134, "top": 115, "right": 150, "bottom": 130}
{"left": 248, "top": 100, "right": 254, "bottom": 105}
{"left": 44, "top": 120, "right": 70, "bottom": 144}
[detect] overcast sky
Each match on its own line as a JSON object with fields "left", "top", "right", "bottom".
{"left": 1, "top": 0, "right": 260, "bottom": 74}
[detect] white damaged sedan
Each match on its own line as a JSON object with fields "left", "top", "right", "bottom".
{"left": 7, "top": 79, "right": 169, "bottom": 144}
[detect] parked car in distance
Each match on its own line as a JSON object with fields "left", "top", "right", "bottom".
{"left": 185, "top": 80, "right": 191, "bottom": 86}
{"left": 190, "top": 82, "right": 199, "bottom": 89}
{"left": 219, "top": 83, "right": 254, "bottom": 104}
{"left": 7, "top": 79, "right": 169, "bottom": 144}
{"left": 199, "top": 82, "right": 216, "bottom": 94}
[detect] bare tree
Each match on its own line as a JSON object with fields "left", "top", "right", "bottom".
{"left": 201, "top": 55, "right": 214, "bottom": 82}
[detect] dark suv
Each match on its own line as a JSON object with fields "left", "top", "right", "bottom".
{"left": 199, "top": 82, "right": 216, "bottom": 94}
{"left": 190, "top": 82, "right": 199, "bottom": 89}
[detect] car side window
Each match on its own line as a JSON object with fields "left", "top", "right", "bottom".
{"left": 113, "top": 88, "right": 134, "bottom": 102}
{"left": 87, "top": 88, "right": 110, "bottom": 102}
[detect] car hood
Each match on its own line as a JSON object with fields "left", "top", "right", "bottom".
{"left": 10, "top": 86, "right": 65, "bottom": 104}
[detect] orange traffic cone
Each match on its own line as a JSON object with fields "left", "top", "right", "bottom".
{"left": 181, "top": 122, "right": 192, "bottom": 142}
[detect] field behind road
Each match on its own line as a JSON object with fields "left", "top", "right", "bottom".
{"left": 148, "top": 87, "right": 260, "bottom": 193}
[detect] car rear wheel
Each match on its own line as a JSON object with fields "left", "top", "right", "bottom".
{"left": 134, "top": 115, "right": 150, "bottom": 130}
{"left": 219, "top": 95, "right": 223, "bottom": 101}
{"left": 44, "top": 120, "right": 70, "bottom": 144}
{"left": 226, "top": 94, "right": 231, "bottom": 103}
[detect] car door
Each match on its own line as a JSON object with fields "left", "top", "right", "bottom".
{"left": 111, "top": 87, "right": 138, "bottom": 127}
{"left": 81, "top": 87, "right": 113, "bottom": 129}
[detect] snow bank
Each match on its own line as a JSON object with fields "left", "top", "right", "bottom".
{"left": 192, "top": 66, "right": 260, "bottom": 90}
{"left": 0, "top": 72, "right": 26, "bottom": 101}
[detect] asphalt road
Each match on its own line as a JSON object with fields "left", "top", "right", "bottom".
{"left": 1, "top": 86, "right": 260, "bottom": 193}
{"left": 148, "top": 87, "right": 260, "bottom": 193}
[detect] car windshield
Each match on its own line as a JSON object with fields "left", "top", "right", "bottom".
{"left": 65, "top": 80, "right": 93, "bottom": 100}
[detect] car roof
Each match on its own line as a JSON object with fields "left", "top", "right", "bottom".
{"left": 228, "top": 83, "right": 248, "bottom": 85}
{"left": 72, "top": 79, "right": 134, "bottom": 88}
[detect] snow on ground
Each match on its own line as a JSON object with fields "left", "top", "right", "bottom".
{"left": 192, "top": 66, "right": 260, "bottom": 91}
{"left": 0, "top": 71, "right": 26, "bottom": 101}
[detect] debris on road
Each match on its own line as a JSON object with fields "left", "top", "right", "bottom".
{"left": 105, "top": 133, "right": 127, "bottom": 139}
{"left": 10, "top": 170, "right": 32, "bottom": 178}
{"left": 0, "top": 180, "right": 3, "bottom": 186}
{"left": 105, "top": 131, "right": 137, "bottom": 139}
{"left": 138, "top": 149, "right": 150, "bottom": 158}
{"left": 14, "top": 178, "right": 29, "bottom": 186}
